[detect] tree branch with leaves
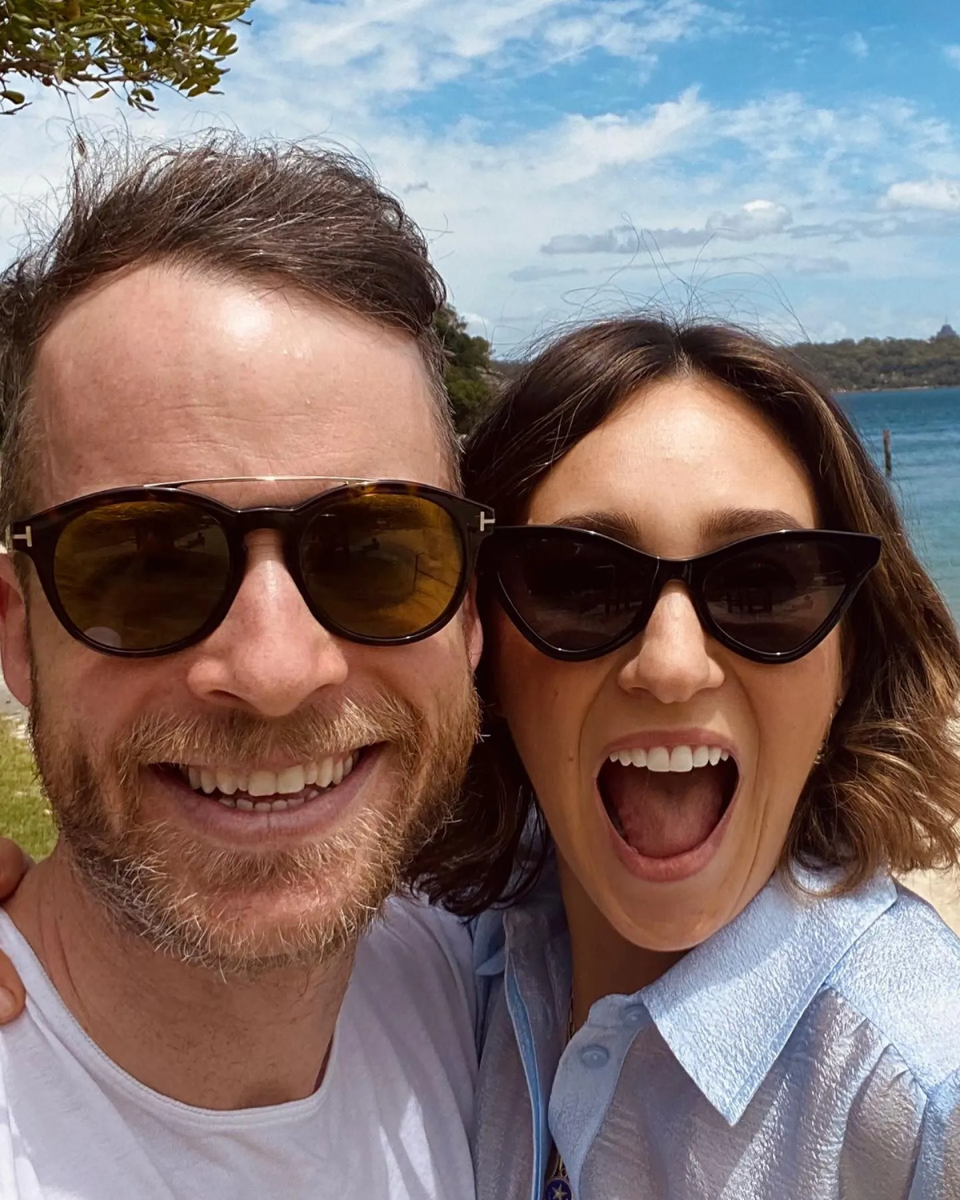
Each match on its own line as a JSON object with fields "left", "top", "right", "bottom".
{"left": 0, "top": 0, "right": 253, "bottom": 114}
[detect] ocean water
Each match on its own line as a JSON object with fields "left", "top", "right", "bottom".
{"left": 839, "top": 387, "right": 960, "bottom": 623}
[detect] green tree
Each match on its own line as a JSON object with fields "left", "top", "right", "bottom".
{"left": 0, "top": 0, "right": 252, "bottom": 114}
{"left": 792, "top": 329, "right": 960, "bottom": 392}
{"left": 434, "top": 304, "right": 497, "bottom": 433}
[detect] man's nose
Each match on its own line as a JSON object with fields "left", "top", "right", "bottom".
{"left": 617, "top": 582, "right": 724, "bottom": 704}
{"left": 184, "top": 531, "right": 349, "bottom": 718}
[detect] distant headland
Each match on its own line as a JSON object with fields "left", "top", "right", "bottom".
{"left": 489, "top": 325, "right": 960, "bottom": 398}
{"left": 790, "top": 325, "right": 960, "bottom": 393}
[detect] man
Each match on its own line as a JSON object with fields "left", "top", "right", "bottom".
{"left": 0, "top": 136, "right": 488, "bottom": 1197}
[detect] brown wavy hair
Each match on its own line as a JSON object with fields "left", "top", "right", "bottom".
{"left": 412, "top": 315, "right": 960, "bottom": 915}
{"left": 0, "top": 132, "right": 456, "bottom": 538}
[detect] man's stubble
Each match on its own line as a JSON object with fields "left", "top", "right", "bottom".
{"left": 29, "top": 650, "right": 479, "bottom": 979}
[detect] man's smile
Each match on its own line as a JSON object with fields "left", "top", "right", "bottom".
{"left": 174, "top": 751, "right": 366, "bottom": 812}
{"left": 147, "top": 744, "right": 387, "bottom": 844}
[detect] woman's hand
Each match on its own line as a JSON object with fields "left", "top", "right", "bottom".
{"left": 0, "top": 838, "right": 34, "bottom": 1023}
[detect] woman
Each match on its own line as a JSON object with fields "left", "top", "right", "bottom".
{"left": 458, "top": 317, "right": 960, "bottom": 1199}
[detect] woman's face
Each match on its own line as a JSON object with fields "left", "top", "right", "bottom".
{"left": 492, "top": 375, "right": 844, "bottom": 951}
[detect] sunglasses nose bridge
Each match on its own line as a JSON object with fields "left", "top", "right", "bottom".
{"left": 644, "top": 556, "right": 694, "bottom": 608}
{"left": 228, "top": 506, "right": 308, "bottom": 587}
{"left": 624, "top": 556, "right": 707, "bottom": 648}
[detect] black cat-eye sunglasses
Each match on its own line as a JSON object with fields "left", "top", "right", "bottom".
{"left": 483, "top": 525, "right": 881, "bottom": 665}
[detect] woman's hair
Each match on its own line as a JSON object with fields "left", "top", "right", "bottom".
{"left": 416, "top": 314, "right": 960, "bottom": 916}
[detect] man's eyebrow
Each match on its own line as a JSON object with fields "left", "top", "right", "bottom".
{"left": 701, "top": 507, "right": 806, "bottom": 542}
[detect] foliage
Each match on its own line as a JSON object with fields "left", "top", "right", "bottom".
{"left": 792, "top": 329, "right": 960, "bottom": 393}
{"left": 0, "top": 0, "right": 252, "bottom": 115}
{"left": 0, "top": 721, "right": 53, "bottom": 861}
{"left": 434, "top": 305, "right": 498, "bottom": 433}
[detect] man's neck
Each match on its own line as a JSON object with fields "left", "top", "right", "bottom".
{"left": 5, "top": 850, "right": 356, "bottom": 1110}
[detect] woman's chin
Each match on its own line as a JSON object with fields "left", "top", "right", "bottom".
{"left": 582, "top": 842, "right": 757, "bottom": 954}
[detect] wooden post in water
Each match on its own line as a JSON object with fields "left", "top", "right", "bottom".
{"left": 883, "top": 429, "right": 892, "bottom": 476}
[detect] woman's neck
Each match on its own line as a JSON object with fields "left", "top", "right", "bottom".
{"left": 558, "top": 857, "right": 687, "bottom": 1026}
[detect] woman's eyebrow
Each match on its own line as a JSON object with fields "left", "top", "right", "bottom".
{"left": 549, "top": 510, "right": 644, "bottom": 544}
{"left": 701, "top": 507, "right": 806, "bottom": 541}
{"left": 546, "top": 507, "right": 807, "bottom": 548}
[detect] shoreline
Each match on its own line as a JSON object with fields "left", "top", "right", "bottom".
{"left": 837, "top": 384, "right": 960, "bottom": 396}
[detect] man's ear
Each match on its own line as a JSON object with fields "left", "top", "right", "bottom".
{"left": 0, "top": 555, "right": 32, "bottom": 708}
{"left": 463, "top": 580, "right": 484, "bottom": 673}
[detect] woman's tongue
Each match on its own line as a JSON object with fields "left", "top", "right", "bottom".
{"left": 603, "top": 763, "right": 727, "bottom": 858}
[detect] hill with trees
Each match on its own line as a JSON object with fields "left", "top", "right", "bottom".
{"left": 791, "top": 325, "right": 960, "bottom": 393}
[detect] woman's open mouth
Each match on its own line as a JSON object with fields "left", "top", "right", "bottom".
{"left": 598, "top": 741, "right": 740, "bottom": 873}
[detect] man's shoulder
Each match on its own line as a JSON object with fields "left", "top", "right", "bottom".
{"left": 366, "top": 894, "right": 473, "bottom": 975}
{"left": 353, "top": 895, "right": 476, "bottom": 1022}
{"left": 825, "top": 884, "right": 960, "bottom": 1088}
{"left": 343, "top": 897, "right": 478, "bottom": 1121}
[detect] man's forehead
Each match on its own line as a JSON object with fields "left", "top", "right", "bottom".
{"left": 30, "top": 264, "right": 451, "bottom": 504}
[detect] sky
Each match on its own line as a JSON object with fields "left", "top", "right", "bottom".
{"left": 2, "top": 0, "right": 960, "bottom": 355}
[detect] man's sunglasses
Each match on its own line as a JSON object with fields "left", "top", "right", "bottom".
{"left": 484, "top": 526, "right": 881, "bottom": 665}
{"left": 8, "top": 478, "right": 495, "bottom": 658}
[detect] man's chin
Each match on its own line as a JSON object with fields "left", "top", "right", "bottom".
{"left": 165, "top": 894, "right": 381, "bottom": 978}
{"left": 72, "top": 820, "right": 406, "bottom": 977}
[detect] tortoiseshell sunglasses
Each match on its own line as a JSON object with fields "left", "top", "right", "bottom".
{"left": 8, "top": 477, "right": 495, "bottom": 657}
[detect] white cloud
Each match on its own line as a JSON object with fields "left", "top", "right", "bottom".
{"left": 541, "top": 200, "right": 794, "bottom": 255}
{"left": 844, "top": 32, "right": 869, "bottom": 60}
{"left": 882, "top": 179, "right": 960, "bottom": 212}
{"left": 706, "top": 199, "right": 793, "bottom": 239}
{"left": 944, "top": 45, "right": 960, "bottom": 69}
{"left": 2, "top": 3, "right": 960, "bottom": 348}
{"left": 257, "top": 0, "right": 723, "bottom": 111}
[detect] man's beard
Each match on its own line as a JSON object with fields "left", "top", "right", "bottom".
{"left": 30, "top": 666, "right": 478, "bottom": 979}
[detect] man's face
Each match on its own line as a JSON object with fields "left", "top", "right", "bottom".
{"left": 0, "top": 263, "right": 481, "bottom": 975}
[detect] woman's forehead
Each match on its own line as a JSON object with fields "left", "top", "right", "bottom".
{"left": 527, "top": 376, "right": 819, "bottom": 533}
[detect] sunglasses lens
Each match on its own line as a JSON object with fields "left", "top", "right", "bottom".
{"left": 495, "top": 532, "right": 654, "bottom": 654}
{"left": 300, "top": 493, "right": 465, "bottom": 639}
{"left": 53, "top": 502, "right": 231, "bottom": 652}
{"left": 702, "top": 537, "right": 853, "bottom": 655}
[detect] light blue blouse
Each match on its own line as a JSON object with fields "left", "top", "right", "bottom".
{"left": 472, "top": 864, "right": 960, "bottom": 1199}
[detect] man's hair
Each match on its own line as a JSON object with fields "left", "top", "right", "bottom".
{"left": 414, "top": 314, "right": 960, "bottom": 915}
{"left": 0, "top": 133, "right": 456, "bottom": 531}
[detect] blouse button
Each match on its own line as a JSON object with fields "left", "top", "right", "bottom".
{"left": 623, "top": 1003, "right": 645, "bottom": 1025}
{"left": 580, "top": 1044, "right": 610, "bottom": 1069}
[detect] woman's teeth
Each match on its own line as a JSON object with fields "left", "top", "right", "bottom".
{"left": 178, "top": 755, "right": 358, "bottom": 812}
{"left": 608, "top": 745, "right": 730, "bottom": 772}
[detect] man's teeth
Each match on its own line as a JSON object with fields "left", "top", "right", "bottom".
{"left": 608, "top": 745, "right": 730, "bottom": 773}
{"left": 181, "top": 755, "right": 357, "bottom": 811}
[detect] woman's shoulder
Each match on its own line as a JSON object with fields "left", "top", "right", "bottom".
{"left": 824, "top": 883, "right": 960, "bottom": 1089}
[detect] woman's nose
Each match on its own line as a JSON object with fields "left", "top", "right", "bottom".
{"left": 617, "top": 583, "right": 724, "bottom": 704}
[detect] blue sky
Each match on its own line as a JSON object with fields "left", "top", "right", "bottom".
{"left": 3, "top": 0, "right": 960, "bottom": 353}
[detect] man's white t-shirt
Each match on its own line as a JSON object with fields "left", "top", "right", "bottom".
{"left": 0, "top": 898, "right": 478, "bottom": 1199}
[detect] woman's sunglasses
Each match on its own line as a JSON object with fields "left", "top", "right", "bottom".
{"left": 8, "top": 478, "right": 495, "bottom": 658}
{"left": 484, "top": 526, "right": 881, "bottom": 665}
